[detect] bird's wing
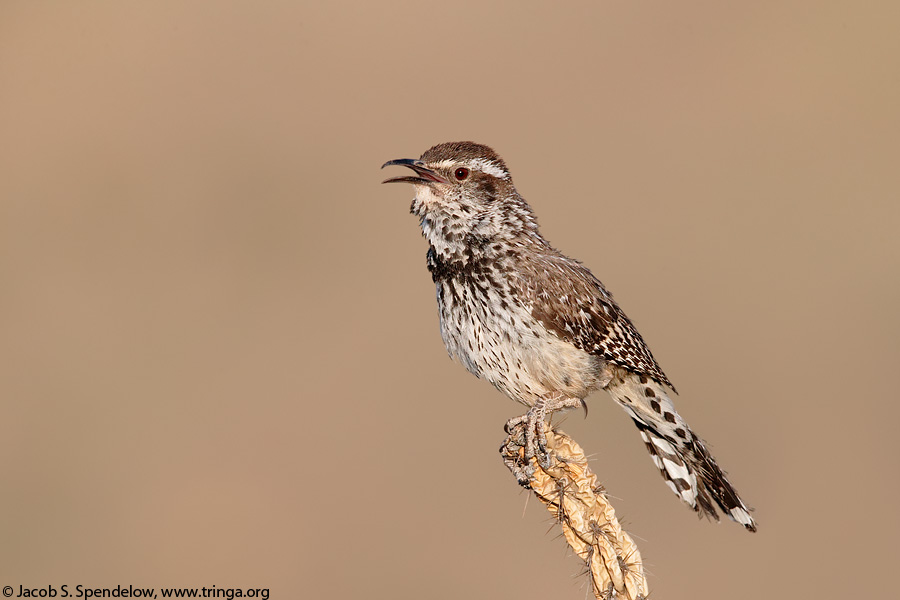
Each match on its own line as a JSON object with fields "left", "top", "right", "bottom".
{"left": 512, "top": 250, "right": 676, "bottom": 391}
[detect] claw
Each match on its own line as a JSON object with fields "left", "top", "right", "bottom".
{"left": 507, "top": 403, "right": 551, "bottom": 468}
{"left": 504, "top": 395, "right": 582, "bottom": 477}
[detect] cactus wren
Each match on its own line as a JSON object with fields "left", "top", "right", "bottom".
{"left": 382, "top": 141, "right": 756, "bottom": 531}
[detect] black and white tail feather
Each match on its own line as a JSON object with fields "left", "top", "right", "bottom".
{"left": 607, "top": 374, "right": 756, "bottom": 531}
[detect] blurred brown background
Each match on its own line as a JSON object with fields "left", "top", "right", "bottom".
{"left": 1, "top": 2, "right": 898, "bottom": 599}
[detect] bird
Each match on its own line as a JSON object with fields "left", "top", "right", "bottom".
{"left": 382, "top": 141, "right": 756, "bottom": 531}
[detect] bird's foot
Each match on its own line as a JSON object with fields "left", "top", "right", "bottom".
{"left": 504, "top": 394, "right": 583, "bottom": 478}
{"left": 504, "top": 404, "right": 550, "bottom": 473}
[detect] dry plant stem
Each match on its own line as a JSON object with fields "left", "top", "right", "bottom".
{"left": 502, "top": 423, "right": 649, "bottom": 600}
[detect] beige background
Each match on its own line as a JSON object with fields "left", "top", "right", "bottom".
{"left": 2, "top": 2, "right": 898, "bottom": 599}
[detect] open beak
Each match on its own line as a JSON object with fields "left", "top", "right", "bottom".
{"left": 381, "top": 158, "right": 449, "bottom": 185}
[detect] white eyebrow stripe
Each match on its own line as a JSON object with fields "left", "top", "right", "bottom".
{"left": 432, "top": 158, "right": 509, "bottom": 180}
{"left": 469, "top": 158, "right": 509, "bottom": 179}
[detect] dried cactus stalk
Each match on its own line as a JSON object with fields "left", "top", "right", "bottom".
{"left": 501, "top": 423, "right": 649, "bottom": 600}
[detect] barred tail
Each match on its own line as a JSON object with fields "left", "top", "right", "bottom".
{"left": 606, "top": 372, "right": 757, "bottom": 532}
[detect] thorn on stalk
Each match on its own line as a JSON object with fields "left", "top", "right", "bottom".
{"left": 500, "top": 422, "right": 649, "bottom": 599}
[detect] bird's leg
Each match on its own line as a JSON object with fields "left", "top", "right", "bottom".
{"left": 505, "top": 394, "right": 583, "bottom": 470}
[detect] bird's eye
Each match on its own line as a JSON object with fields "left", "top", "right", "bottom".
{"left": 454, "top": 168, "right": 469, "bottom": 181}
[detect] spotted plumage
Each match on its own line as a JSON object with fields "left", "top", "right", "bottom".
{"left": 382, "top": 141, "right": 756, "bottom": 531}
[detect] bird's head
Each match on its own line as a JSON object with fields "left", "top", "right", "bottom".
{"left": 382, "top": 141, "right": 538, "bottom": 253}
